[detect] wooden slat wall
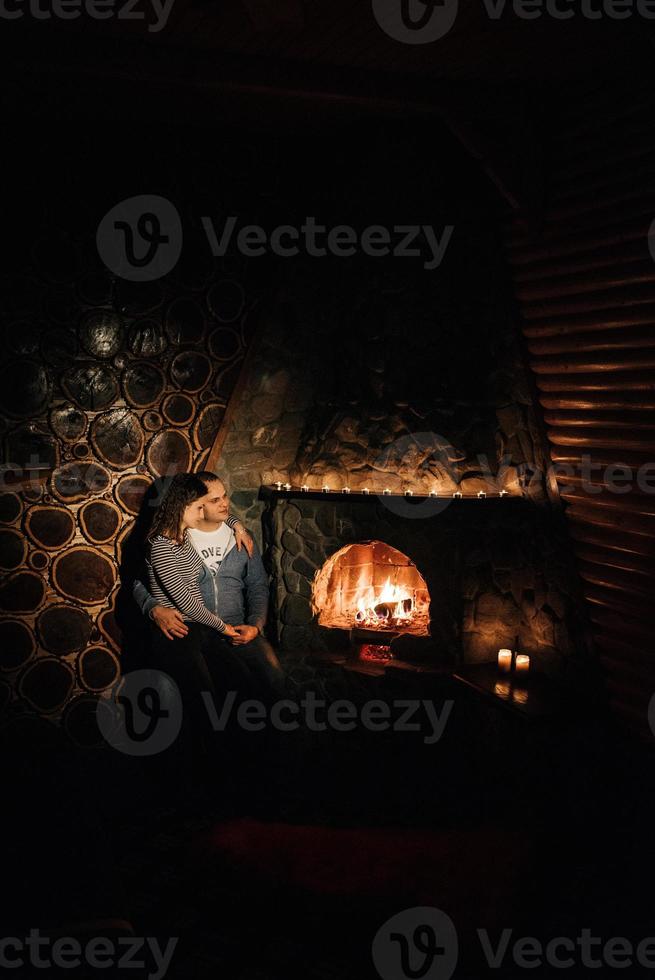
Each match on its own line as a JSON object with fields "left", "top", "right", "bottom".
{"left": 504, "top": 85, "right": 655, "bottom": 737}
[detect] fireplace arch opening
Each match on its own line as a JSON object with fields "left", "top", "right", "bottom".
{"left": 312, "top": 541, "right": 430, "bottom": 636}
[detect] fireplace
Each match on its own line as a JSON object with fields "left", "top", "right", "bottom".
{"left": 217, "top": 152, "right": 586, "bottom": 682}
{"left": 259, "top": 486, "right": 581, "bottom": 678}
{"left": 312, "top": 541, "right": 430, "bottom": 636}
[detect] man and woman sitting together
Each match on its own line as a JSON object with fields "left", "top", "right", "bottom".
{"left": 132, "top": 471, "right": 285, "bottom": 798}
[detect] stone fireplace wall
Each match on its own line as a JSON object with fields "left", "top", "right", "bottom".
{"left": 224, "top": 240, "right": 546, "bottom": 505}
{"left": 222, "top": 137, "right": 552, "bottom": 528}
{"left": 216, "top": 129, "right": 588, "bottom": 682}
{"left": 262, "top": 494, "right": 583, "bottom": 682}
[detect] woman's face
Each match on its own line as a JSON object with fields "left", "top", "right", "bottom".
{"left": 181, "top": 497, "right": 206, "bottom": 530}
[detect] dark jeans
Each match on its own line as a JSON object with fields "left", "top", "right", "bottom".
{"left": 147, "top": 622, "right": 285, "bottom": 801}
{"left": 209, "top": 633, "right": 287, "bottom": 700}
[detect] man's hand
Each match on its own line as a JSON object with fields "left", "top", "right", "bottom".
{"left": 231, "top": 624, "right": 259, "bottom": 645}
{"left": 152, "top": 606, "right": 189, "bottom": 640}
{"left": 222, "top": 624, "right": 239, "bottom": 640}
{"left": 233, "top": 524, "right": 255, "bottom": 558}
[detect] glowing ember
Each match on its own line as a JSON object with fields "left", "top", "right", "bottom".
{"left": 359, "top": 644, "right": 393, "bottom": 662}
{"left": 354, "top": 575, "right": 414, "bottom": 628}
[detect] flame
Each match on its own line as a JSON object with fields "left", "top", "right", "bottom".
{"left": 353, "top": 574, "right": 414, "bottom": 628}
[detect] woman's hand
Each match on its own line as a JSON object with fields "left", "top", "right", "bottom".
{"left": 222, "top": 624, "right": 239, "bottom": 640}
{"left": 152, "top": 606, "right": 189, "bottom": 640}
{"left": 233, "top": 523, "right": 254, "bottom": 558}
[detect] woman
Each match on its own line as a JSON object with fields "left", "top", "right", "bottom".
{"left": 145, "top": 473, "right": 249, "bottom": 800}
{"left": 146, "top": 472, "right": 240, "bottom": 638}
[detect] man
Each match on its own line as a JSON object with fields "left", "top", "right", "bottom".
{"left": 133, "top": 471, "right": 285, "bottom": 698}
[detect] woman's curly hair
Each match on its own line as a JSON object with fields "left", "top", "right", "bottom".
{"left": 147, "top": 473, "right": 208, "bottom": 544}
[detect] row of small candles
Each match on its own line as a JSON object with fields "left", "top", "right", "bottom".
{"left": 497, "top": 648, "right": 530, "bottom": 675}
{"left": 272, "top": 482, "right": 510, "bottom": 498}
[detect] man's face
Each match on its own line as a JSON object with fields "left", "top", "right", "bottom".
{"left": 200, "top": 480, "right": 230, "bottom": 524}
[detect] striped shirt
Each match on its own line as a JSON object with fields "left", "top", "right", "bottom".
{"left": 146, "top": 516, "right": 241, "bottom": 634}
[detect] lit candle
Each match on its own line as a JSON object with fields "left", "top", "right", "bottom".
{"left": 283, "top": 482, "right": 291, "bottom": 491}
{"left": 383, "top": 488, "right": 391, "bottom": 495}
{"left": 274, "top": 481, "right": 283, "bottom": 491}
{"left": 498, "top": 648, "right": 512, "bottom": 674}
{"left": 453, "top": 490, "right": 463, "bottom": 499}
{"left": 343, "top": 486, "right": 351, "bottom": 494}
{"left": 300, "top": 485, "right": 309, "bottom": 492}
{"left": 429, "top": 489, "right": 438, "bottom": 497}
{"left": 477, "top": 490, "right": 486, "bottom": 499}
{"left": 405, "top": 489, "right": 413, "bottom": 497}
{"left": 515, "top": 654, "right": 530, "bottom": 674}
{"left": 362, "top": 487, "right": 370, "bottom": 495}
{"left": 499, "top": 489, "right": 508, "bottom": 497}
{"left": 322, "top": 485, "right": 329, "bottom": 493}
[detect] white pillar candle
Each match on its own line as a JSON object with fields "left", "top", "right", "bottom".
{"left": 283, "top": 483, "right": 291, "bottom": 491}
{"left": 498, "top": 648, "right": 512, "bottom": 673}
{"left": 405, "top": 489, "right": 413, "bottom": 497}
{"left": 321, "top": 485, "right": 329, "bottom": 493}
{"left": 478, "top": 490, "right": 486, "bottom": 499}
{"left": 429, "top": 489, "right": 438, "bottom": 497}
{"left": 362, "top": 487, "right": 370, "bottom": 495}
{"left": 453, "top": 491, "right": 463, "bottom": 499}
{"left": 515, "top": 654, "right": 530, "bottom": 674}
{"left": 342, "top": 487, "right": 351, "bottom": 494}
{"left": 383, "top": 488, "right": 391, "bottom": 495}
{"left": 300, "top": 485, "right": 309, "bottom": 492}
{"left": 274, "top": 481, "right": 283, "bottom": 491}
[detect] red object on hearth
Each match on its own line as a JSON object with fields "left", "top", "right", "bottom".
{"left": 358, "top": 644, "right": 392, "bottom": 662}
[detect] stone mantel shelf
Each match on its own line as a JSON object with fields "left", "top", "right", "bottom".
{"left": 259, "top": 486, "right": 528, "bottom": 504}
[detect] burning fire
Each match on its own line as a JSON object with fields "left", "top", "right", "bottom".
{"left": 354, "top": 575, "right": 414, "bottom": 628}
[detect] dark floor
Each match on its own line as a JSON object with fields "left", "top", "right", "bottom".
{"left": 5, "top": 656, "right": 655, "bottom": 979}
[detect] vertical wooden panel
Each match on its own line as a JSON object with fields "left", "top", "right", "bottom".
{"left": 503, "top": 83, "right": 655, "bottom": 738}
